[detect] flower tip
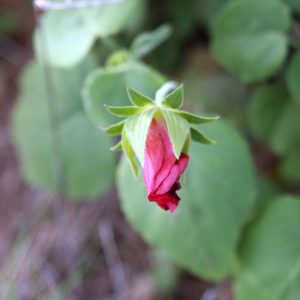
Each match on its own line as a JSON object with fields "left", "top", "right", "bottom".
{"left": 168, "top": 203, "right": 178, "bottom": 213}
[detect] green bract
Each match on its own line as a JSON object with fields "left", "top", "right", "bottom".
{"left": 104, "top": 84, "right": 218, "bottom": 176}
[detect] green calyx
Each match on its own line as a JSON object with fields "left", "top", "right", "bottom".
{"left": 104, "top": 83, "right": 219, "bottom": 176}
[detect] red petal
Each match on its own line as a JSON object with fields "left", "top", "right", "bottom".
{"left": 143, "top": 119, "right": 176, "bottom": 195}
{"left": 148, "top": 189, "right": 180, "bottom": 213}
{"left": 143, "top": 118, "right": 190, "bottom": 212}
{"left": 155, "top": 153, "right": 189, "bottom": 195}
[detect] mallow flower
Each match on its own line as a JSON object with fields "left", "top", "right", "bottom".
{"left": 104, "top": 82, "right": 218, "bottom": 212}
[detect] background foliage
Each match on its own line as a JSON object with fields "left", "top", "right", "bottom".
{"left": 8, "top": 0, "right": 300, "bottom": 299}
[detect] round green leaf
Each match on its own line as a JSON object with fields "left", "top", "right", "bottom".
{"left": 80, "top": 0, "right": 141, "bottom": 37}
{"left": 131, "top": 24, "right": 172, "bottom": 59}
{"left": 234, "top": 196, "right": 300, "bottom": 300}
{"left": 197, "top": 0, "right": 227, "bottom": 29}
{"left": 249, "top": 85, "right": 289, "bottom": 142}
{"left": 34, "top": 10, "right": 94, "bottom": 68}
{"left": 117, "top": 120, "right": 256, "bottom": 280}
{"left": 11, "top": 61, "right": 115, "bottom": 200}
{"left": 279, "top": 149, "right": 300, "bottom": 183}
{"left": 211, "top": 0, "right": 291, "bottom": 82}
{"left": 270, "top": 102, "right": 300, "bottom": 155}
{"left": 82, "top": 62, "right": 165, "bottom": 126}
{"left": 284, "top": 0, "right": 300, "bottom": 15}
{"left": 286, "top": 52, "right": 300, "bottom": 105}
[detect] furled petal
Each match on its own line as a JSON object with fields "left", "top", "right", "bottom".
{"left": 143, "top": 118, "right": 189, "bottom": 212}
{"left": 155, "top": 153, "right": 189, "bottom": 195}
{"left": 143, "top": 118, "right": 176, "bottom": 195}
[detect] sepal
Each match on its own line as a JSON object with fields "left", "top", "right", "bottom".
{"left": 190, "top": 127, "right": 216, "bottom": 145}
{"left": 110, "top": 140, "right": 122, "bottom": 152}
{"left": 104, "top": 105, "right": 141, "bottom": 117}
{"left": 162, "top": 84, "right": 184, "bottom": 109}
{"left": 125, "top": 108, "right": 156, "bottom": 165}
{"left": 103, "top": 120, "right": 125, "bottom": 135}
{"left": 176, "top": 111, "right": 219, "bottom": 124}
{"left": 161, "top": 109, "right": 190, "bottom": 158}
{"left": 127, "top": 87, "right": 154, "bottom": 107}
{"left": 122, "top": 131, "right": 138, "bottom": 177}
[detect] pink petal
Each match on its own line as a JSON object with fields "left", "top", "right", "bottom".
{"left": 143, "top": 118, "right": 176, "bottom": 195}
{"left": 155, "top": 154, "right": 189, "bottom": 195}
{"left": 142, "top": 117, "right": 190, "bottom": 212}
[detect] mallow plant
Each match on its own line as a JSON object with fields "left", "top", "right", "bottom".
{"left": 104, "top": 83, "right": 218, "bottom": 212}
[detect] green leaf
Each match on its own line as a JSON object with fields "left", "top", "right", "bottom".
{"left": 161, "top": 109, "right": 190, "bottom": 158}
{"left": 110, "top": 140, "right": 122, "bottom": 152}
{"left": 197, "top": 0, "right": 227, "bottom": 29}
{"left": 131, "top": 24, "right": 172, "bottom": 59}
{"left": 124, "top": 108, "right": 156, "bottom": 165}
{"left": 279, "top": 149, "right": 300, "bottom": 183}
{"left": 190, "top": 127, "right": 216, "bottom": 145}
{"left": 103, "top": 120, "right": 125, "bottom": 135}
{"left": 270, "top": 102, "right": 300, "bottom": 155}
{"left": 286, "top": 52, "right": 300, "bottom": 105}
{"left": 211, "top": 0, "right": 291, "bottom": 82}
{"left": 234, "top": 196, "right": 300, "bottom": 300}
{"left": 34, "top": 11, "right": 94, "bottom": 68}
{"left": 122, "top": 131, "right": 138, "bottom": 177}
{"left": 248, "top": 85, "right": 289, "bottom": 143}
{"left": 82, "top": 62, "right": 165, "bottom": 127}
{"left": 80, "top": 0, "right": 141, "bottom": 37}
{"left": 105, "top": 105, "right": 141, "bottom": 117}
{"left": 127, "top": 87, "right": 154, "bottom": 107}
{"left": 185, "top": 71, "right": 249, "bottom": 126}
{"left": 162, "top": 84, "right": 184, "bottom": 109}
{"left": 176, "top": 111, "right": 219, "bottom": 124}
{"left": 284, "top": 0, "right": 300, "bottom": 15}
{"left": 117, "top": 119, "right": 256, "bottom": 279}
{"left": 11, "top": 60, "right": 115, "bottom": 200}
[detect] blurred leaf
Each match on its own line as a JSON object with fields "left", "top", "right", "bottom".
{"left": 212, "top": 0, "right": 291, "bottom": 82}
{"left": 34, "top": 10, "right": 94, "bottom": 68}
{"left": 249, "top": 85, "right": 289, "bottom": 143}
{"left": 254, "top": 175, "right": 280, "bottom": 213}
{"left": 270, "top": 102, "right": 300, "bottom": 155}
{"left": 82, "top": 62, "right": 165, "bottom": 127}
{"left": 197, "top": 0, "right": 228, "bottom": 29}
{"left": 131, "top": 24, "right": 172, "bottom": 59}
{"left": 12, "top": 103, "right": 115, "bottom": 199}
{"left": 125, "top": 108, "right": 156, "bottom": 164}
{"left": 117, "top": 120, "right": 256, "bottom": 279}
{"left": 151, "top": 250, "right": 178, "bottom": 295}
{"left": 81, "top": 0, "right": 141, "bottom": 37}
{"left": 162, "top": 84, "right": 184, "bottom": 109}
{"left": 249, "top": 84, "right": 300, "bottom": 155}
{"left": 34, "top": 0, "right": 142, "bottom": 68}
{"left": 284, "top": 0, "right": 300, "bottom": 15}
{"left": 11, "top": 61, "right": 115, "bottom": 199}
{"left": 161, "top": 109, "right": 190, "bottom": 158}
{"left": 234, "top": 196, "right": 300, "bottom": 300}
{"left": 279, "top": 149, "right": 300, "bottom": 182}
{"left": 286, "top": 52, "right": 300, "bottom": 105}
{"left": 0, "top": 11, "right": 18, "bottom": 35}
{"left": 184, "top": 70, "right": 249, "bottom": 126}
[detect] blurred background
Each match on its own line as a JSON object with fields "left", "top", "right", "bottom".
{"left": 0, "top": 0, "right": 300, "bottom": 299}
